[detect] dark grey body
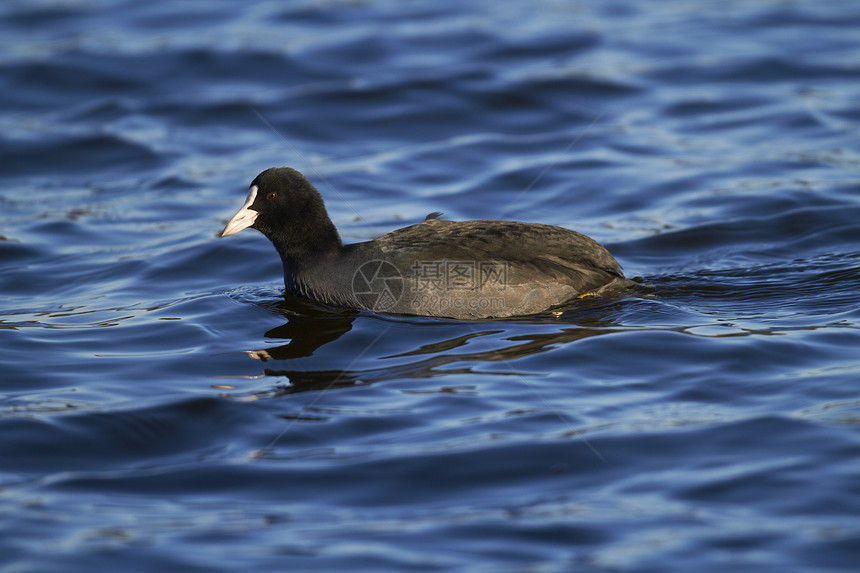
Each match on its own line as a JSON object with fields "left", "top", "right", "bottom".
{"left": 282, "top": 216, "right": 628, "bottom": 320}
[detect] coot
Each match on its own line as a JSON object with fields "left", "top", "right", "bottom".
{"left": 221, "top": 167, "right": 630, "bottom": 319}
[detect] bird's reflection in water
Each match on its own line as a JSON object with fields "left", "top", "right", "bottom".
{"left": 255, "top": 297, "right": 357, "bottom": 361}
{"left": 222, "top": 292, "right": 635, "bottom": 399}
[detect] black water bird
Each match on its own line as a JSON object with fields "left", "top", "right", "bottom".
{"left": 221, "top": 167, "right": 630, "bottom": 319}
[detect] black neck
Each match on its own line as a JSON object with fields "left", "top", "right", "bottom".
{"left": 269, "top": 216, "right": 343, "bottom": 269}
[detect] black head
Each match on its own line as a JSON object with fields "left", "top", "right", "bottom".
{"left": 221, "top": 167, "right": 342, "bottom": 261}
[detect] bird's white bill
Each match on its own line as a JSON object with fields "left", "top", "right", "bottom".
{"left": 221, "top": 185, "right": 260, "bottom": 237}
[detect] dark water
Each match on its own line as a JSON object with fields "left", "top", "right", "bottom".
{"left": 2, "top": 0, "right": 860, "bottom": 571}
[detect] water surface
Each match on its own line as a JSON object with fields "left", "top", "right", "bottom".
{"left": 2, "top": 1, "right": 859, "bottom": 571}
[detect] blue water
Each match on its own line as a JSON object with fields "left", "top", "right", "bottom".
{"left": 2, "top": 0, "right": 860, "bottom": 571}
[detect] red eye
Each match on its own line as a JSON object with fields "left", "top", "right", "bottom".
{"left": 267, "top": 192, "right": 277, "bottom": 200}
